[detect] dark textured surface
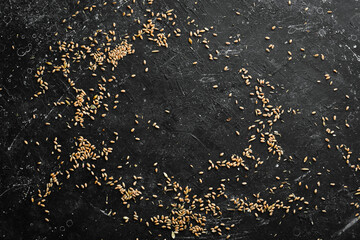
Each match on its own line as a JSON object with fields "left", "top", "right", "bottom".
{"left": 1, "top": 0, "right": 360, "bottom": 239}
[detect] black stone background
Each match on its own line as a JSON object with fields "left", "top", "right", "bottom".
{"left": 1, "top": 0, "right": 360, "bottom": 239}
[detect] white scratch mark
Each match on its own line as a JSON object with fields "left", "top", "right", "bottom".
{"left": 7, "top": 131, "right": 23, "bottom": 151}
{"left": 218, "top": 48, "right": 242, "bottom": 55}
{"left": 295, "top": 171, "right": 311, "bottom": 181}
{"left": 99, "top": 209, "right": 110, "bottom": 216}
{"left": 333, "top": 217, "right": 359, "bottom": 237}
{"left": 198, "top": 75, "right": 217, "bottom": 83}
{"left": 345, "top": 45, "right": 360, "bottom": 62}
